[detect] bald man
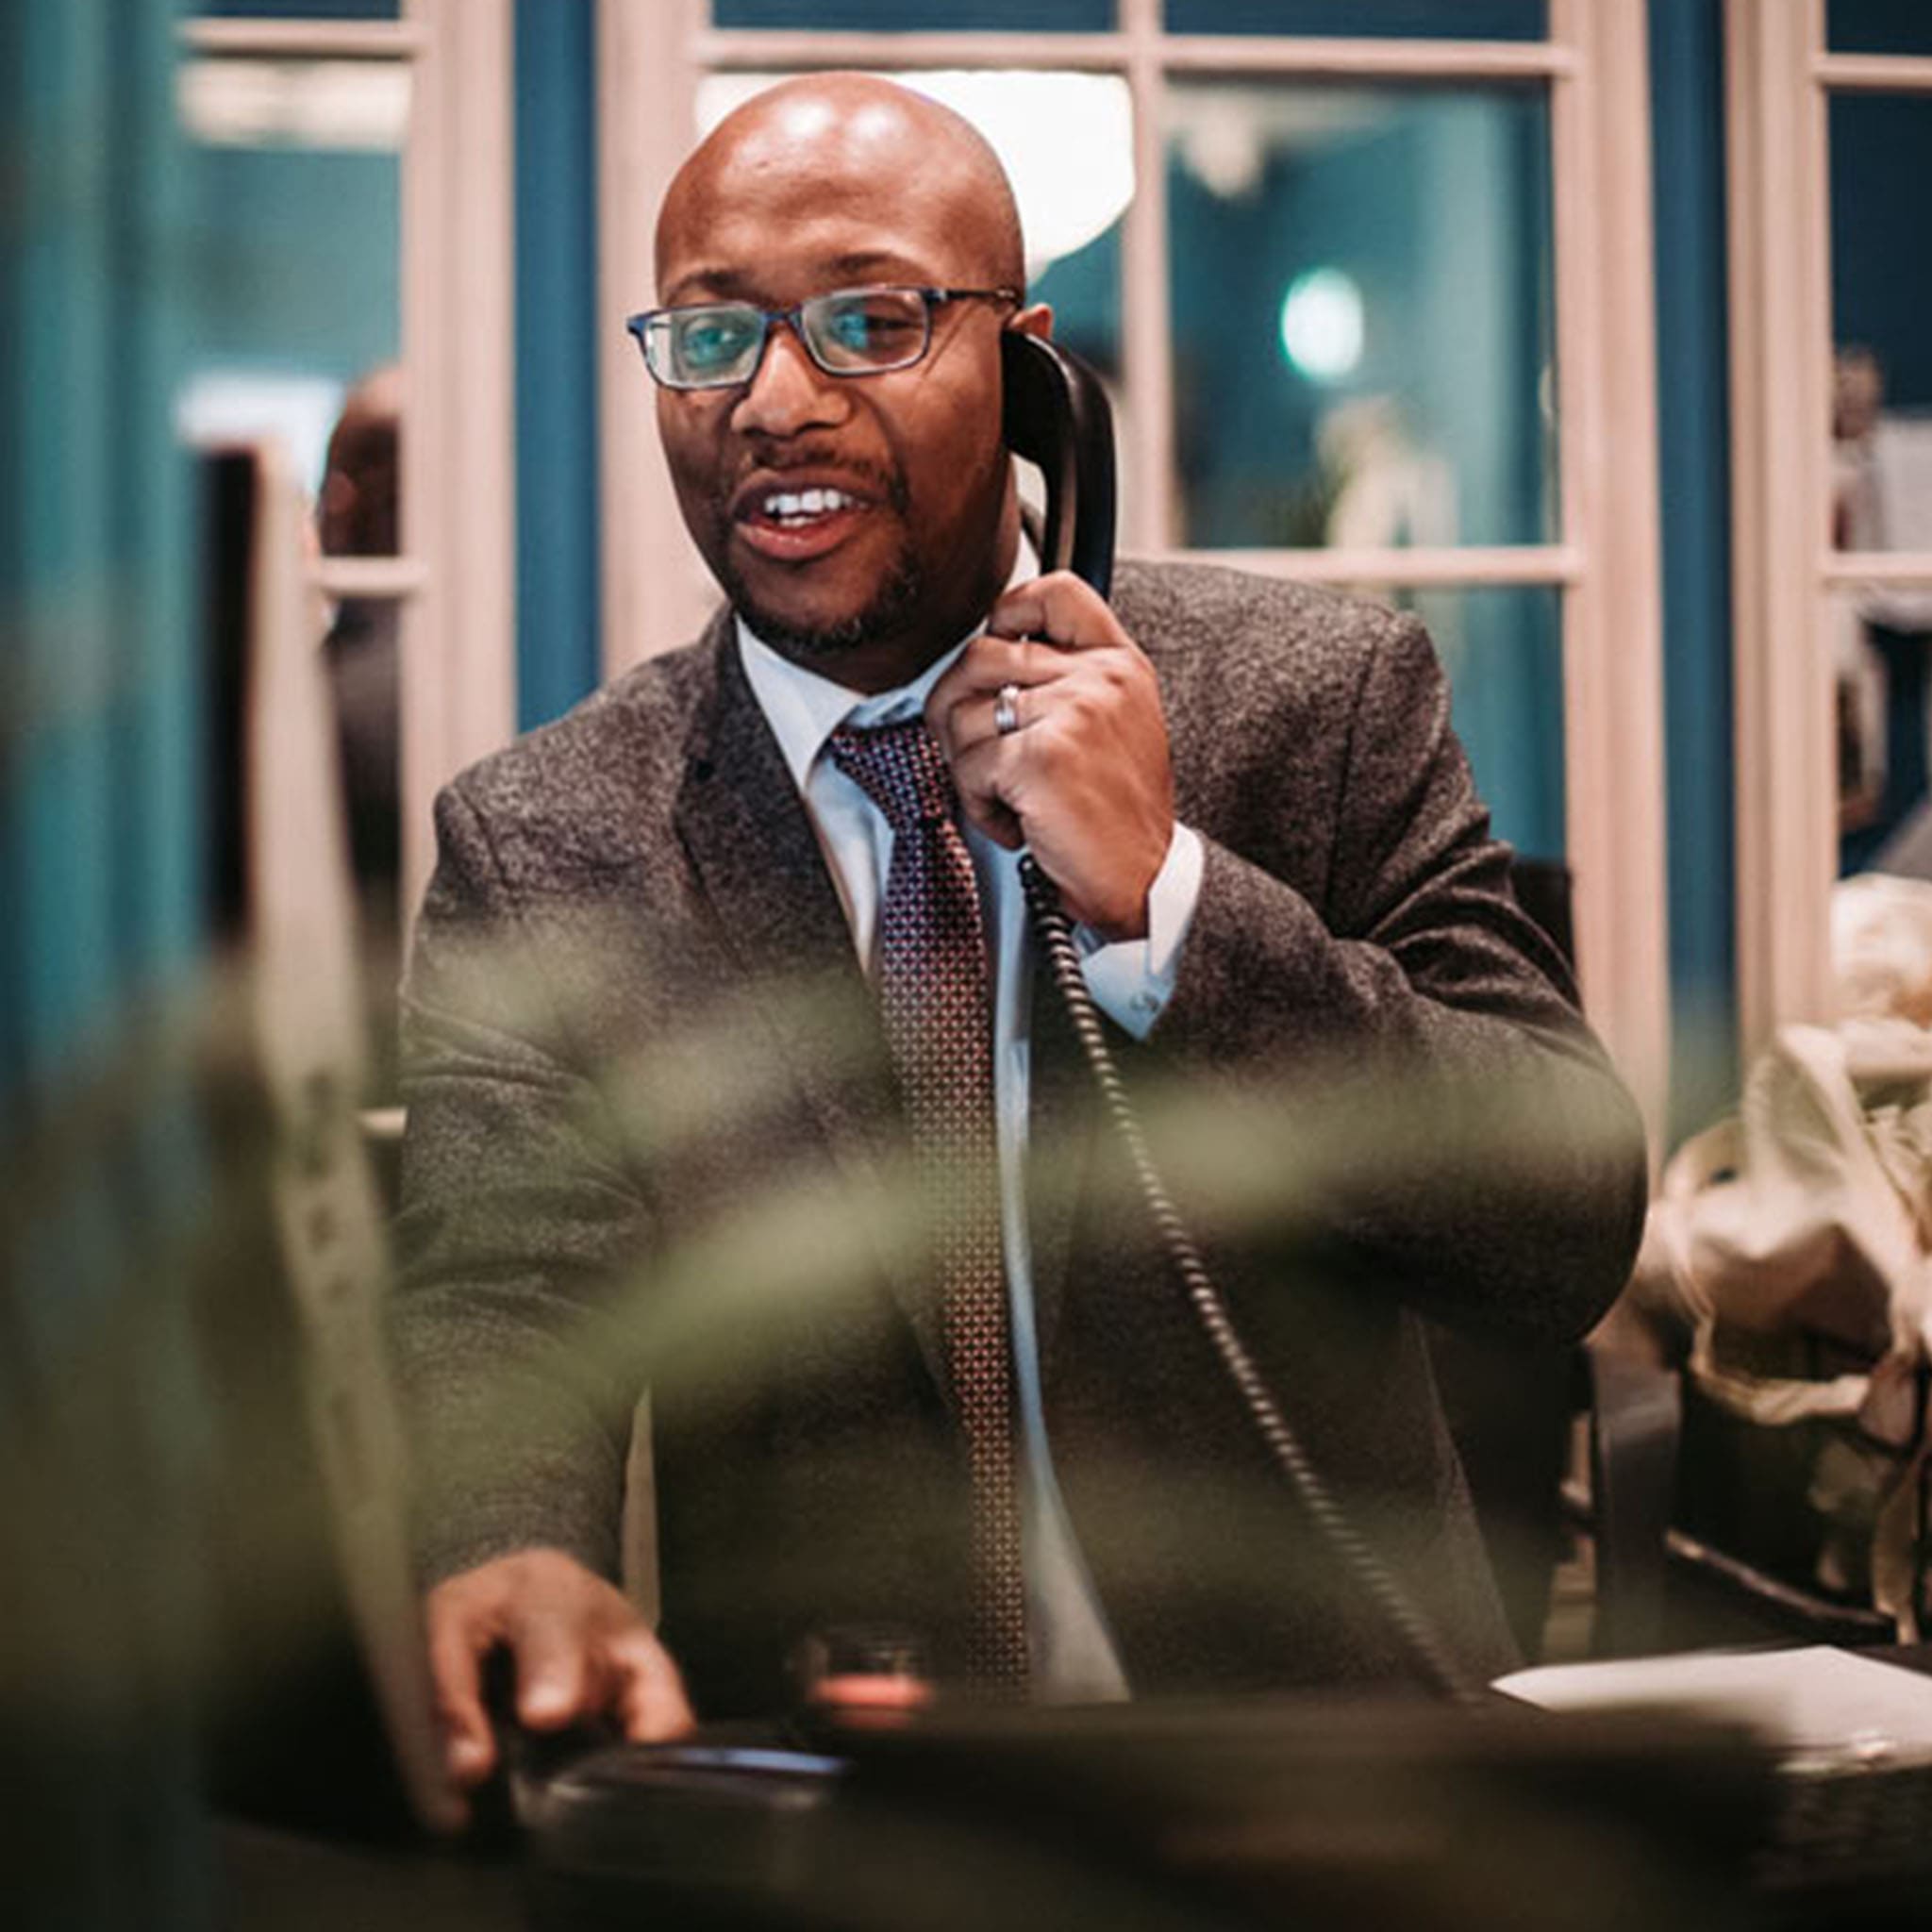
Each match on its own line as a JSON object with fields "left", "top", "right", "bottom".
{"left": 393, "top": 75, "right": 1645, "bottom": 1813}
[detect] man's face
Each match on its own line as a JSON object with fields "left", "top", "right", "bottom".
{"left": 654, "top": 115, "right": 1027, "bottom": 686}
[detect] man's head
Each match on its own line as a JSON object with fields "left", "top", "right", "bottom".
{"left": 651, "top": 74, "right": 1049, "bottom": 691}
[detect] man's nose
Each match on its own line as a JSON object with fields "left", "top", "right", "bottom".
{"left": 730, "top": 322, "right": 849, "bottom": 439}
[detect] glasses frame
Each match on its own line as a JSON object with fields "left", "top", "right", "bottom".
{"left": 626, "top": 284, "right": 1022, "bottom": 391}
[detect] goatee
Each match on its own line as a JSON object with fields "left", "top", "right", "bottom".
{"left": 723, "top": 548, "right": 925, "bottom": 663}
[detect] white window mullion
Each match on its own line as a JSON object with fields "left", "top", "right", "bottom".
{"left": 1547, "top": 0, "right": 1670, "bottom": 1141}
{"left": 1120, "top": 0, "right": 1172, "bottom": 555}
{"left": 398, "top": 0, "right": 446, "bottom": 924}
{"left": 1155, "top": 35, "right": 1571, "bottom": 79}
{"left": 182, "top": 18, "right": 428, "bottom": 58}
{"left": 692, "top": 29, "right": 1124, "bottom": 71}
{"left": 1813, "top": 52, "right": 1932, "bottom": 90}
{"left": 1726, "top": 0, "right": 1836, "bottom": 1055}
{"left": 1823, "top": 555, "right": 1932, "bottom": 587}
{"left": 598, "top": 0, "right": 713, "bottom": 682}
{"left": 399, "top": 0, "right": 515, "bottom": 921}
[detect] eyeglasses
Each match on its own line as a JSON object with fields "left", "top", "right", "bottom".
{"left": 627, "top": 284, "right": 1021, "bottom": 391}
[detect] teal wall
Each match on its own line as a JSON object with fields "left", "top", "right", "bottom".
{"left": 1, "top": 3, "right": 210, "bottom": 1926}
{"left": 1649, "top": 0, "right": 1739, "bottom": 1141}
{"left": 515, "top": 0, "right": 603, "bottom": 728}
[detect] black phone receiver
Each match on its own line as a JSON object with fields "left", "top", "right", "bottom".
{"left": 999, "top": 331, "right": 1117, "bottom": 601}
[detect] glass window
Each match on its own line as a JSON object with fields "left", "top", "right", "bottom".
{"left": 177, "top": 58, "right": 404, "bottom": 535}
{"left": 1032, "top": 217, "right": 1123, "bottom": 384}
{"left": 1166, "top": 80, "right": 1557, "bottom": 550}
{"left": 1165, "top": 0, "right": 1545, "bottom": 40}
{"left": 193, "top": 1, "right": 402, "bottom": 18}
{"left": 1830, "top": 94, "right": 1932, "bottom": 556}
{"left": 1828, "top": 1, "right": 1932, "bottom": 57}
{"left": 1835, "top": 588, "right": 1932, "bottom": 876}
{"left": 1399, "top": 586, "right": 1565, "bottom": 859}
{"left": 714, "top": 0, "right": 1114, "bottom": 27}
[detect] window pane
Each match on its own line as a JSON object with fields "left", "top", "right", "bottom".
{"left": 1836, "top": 588, "right": 1932, "bottom": 876}
{"left": 1390, "top": 586, "right": 1565, "bottom": 860}
{"left": 178, "top": 58, "right": 404, "bottom": 545}
{"left": 1828, "top": 0, "right": 1932, "bottom": 56}
{"left": 193, "top": 1, "right": 401, "bottom": 17}
{"left": 1830, "top": 94, "right": 1932, "bottom": 555}
{"left": 1167, "top": 81, "right": 1556, "bottom": 550}
{"left": 713, "top": 0, "right": 1113, "bottom": 26}
{"left": 1166, "top": 0, "right": 1545, "bottom": 39}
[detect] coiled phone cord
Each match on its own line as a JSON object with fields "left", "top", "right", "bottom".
{"left": 1018, "top": 853, "right": 1485, "bottom": 1709}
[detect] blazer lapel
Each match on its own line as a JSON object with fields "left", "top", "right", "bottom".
{"left": 671, "top": 625, "right": 953, "bottom": 1404}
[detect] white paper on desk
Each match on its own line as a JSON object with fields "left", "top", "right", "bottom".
{"left": 1494, "top": 1647, "right": 1932, "bottom": 1764}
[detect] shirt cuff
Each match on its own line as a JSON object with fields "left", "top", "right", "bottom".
{"left": 1074, "top": 824, "right": 1204, "bottom": 1040}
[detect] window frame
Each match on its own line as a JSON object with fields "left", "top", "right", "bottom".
{"left": 180, "top": 0, "right": 516, "bottom": 922}
{"left": 1726, "top": 0, "right": 1932, "bottom": 1055}
{"left": 598, "top": 0, "right": 1669, "bottom": 1133}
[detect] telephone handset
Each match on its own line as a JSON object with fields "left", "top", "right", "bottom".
{"left": 996, "top": 329, "right": 1475, "bottom": 1706}
{"left": 999, "top": 329, "right": 1117, "bottom": 600}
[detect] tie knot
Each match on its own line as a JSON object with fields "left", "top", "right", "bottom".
{"left": 827, "top": 720, "right": 958, "bottom": 833}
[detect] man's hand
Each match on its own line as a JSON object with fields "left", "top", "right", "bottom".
{"left": 926, "top": 572, "right": 1174, "bottom": 940}
{"left": 426, "top": 1548, "right": 694, "bottom": 1807}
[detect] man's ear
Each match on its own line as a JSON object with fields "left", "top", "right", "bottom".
{"left": 1011, "top": 302, "right": 1054, "bottom": 341}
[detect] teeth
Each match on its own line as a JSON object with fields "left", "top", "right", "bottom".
{"left": 760, "top": 487, "right": 855, "bottom": 522}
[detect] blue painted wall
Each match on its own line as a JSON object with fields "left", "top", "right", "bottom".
{"left": 1649, "top": 0, "right": 1739, "bottom": 1140}
{"left": 514, "top": 0, "right": 603, "bottom": 729}
{"left": 2, "top": 4, "right": 209, "bottom": 1924}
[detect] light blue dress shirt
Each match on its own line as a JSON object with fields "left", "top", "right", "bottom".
{"left": 736, "top": 591, "right": 1203, "bottom": 1702}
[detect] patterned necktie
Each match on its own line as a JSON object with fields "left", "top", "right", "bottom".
{"left": 826, "top": 719, "right": 1028, "bottom": 1691}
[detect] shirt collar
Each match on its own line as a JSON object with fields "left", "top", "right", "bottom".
{"left": 737, "top": 533, "right": 1037, "bottom": 793}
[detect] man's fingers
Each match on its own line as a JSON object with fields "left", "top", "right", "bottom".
{"left": 512, "top": 1611, "right": 594, "bottom": 1729}
{"left": 610, "top": 1630, "right": 698, "bottom": 1743}
{"left": 422, "top": 1551, "right": 700, "bottom": 1817}
{"left": 986, "top": 572, "right": 1129, "bottom": 649}
{"left": 926, "top": 637, "right": 1066, "bottom": 762}
{"left": 948, "top": 733, "right": 1027, "bottom": 849}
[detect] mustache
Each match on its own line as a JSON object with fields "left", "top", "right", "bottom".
{"left": 719, "top": 449, "right": 909, "bottom": 519}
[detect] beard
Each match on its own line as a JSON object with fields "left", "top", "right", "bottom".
{"left": 703, "top": 453, "right": 941, "bottom": 663}
{"left": 718, "top": 540, "right": 926, "bottom": 664}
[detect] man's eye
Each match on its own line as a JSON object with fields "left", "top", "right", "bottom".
{"left": 678, "top": 313, "right": 758, "bottom": 371}
{"left": 823, "top": 298, "right": 921, "bottom": 356}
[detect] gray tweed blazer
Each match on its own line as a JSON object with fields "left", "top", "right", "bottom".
{"left": 392, "top": 558, "right": 1646, "bottom": 1714}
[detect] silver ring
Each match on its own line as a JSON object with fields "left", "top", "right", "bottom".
{"left": 993, "top": 682, "right": 1022, "bottom": 737}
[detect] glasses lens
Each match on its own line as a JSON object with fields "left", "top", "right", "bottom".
{"left": 803, "top": 288, "right": 930, "bottom": 373}
{"left": 659, "top": 305, "right": 764, "bottom": 387}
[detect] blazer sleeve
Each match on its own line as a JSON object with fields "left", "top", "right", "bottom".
{"left": 390, "top": 779, "right": 652, "bottom": 1588}
{"left": 1147, "top": 610, "right": 1647, "bottom": 1346}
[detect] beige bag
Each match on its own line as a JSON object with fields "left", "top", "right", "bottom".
{"left": 1636, "top": 1014, "right": 1932, "bottom": 1637}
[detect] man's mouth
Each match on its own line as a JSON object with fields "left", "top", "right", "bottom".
{"left": 734, "top": 481, "right": 876, "bottom": 564}
{"left": 756, "top": 486, "right": 859, "bottom": 528}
